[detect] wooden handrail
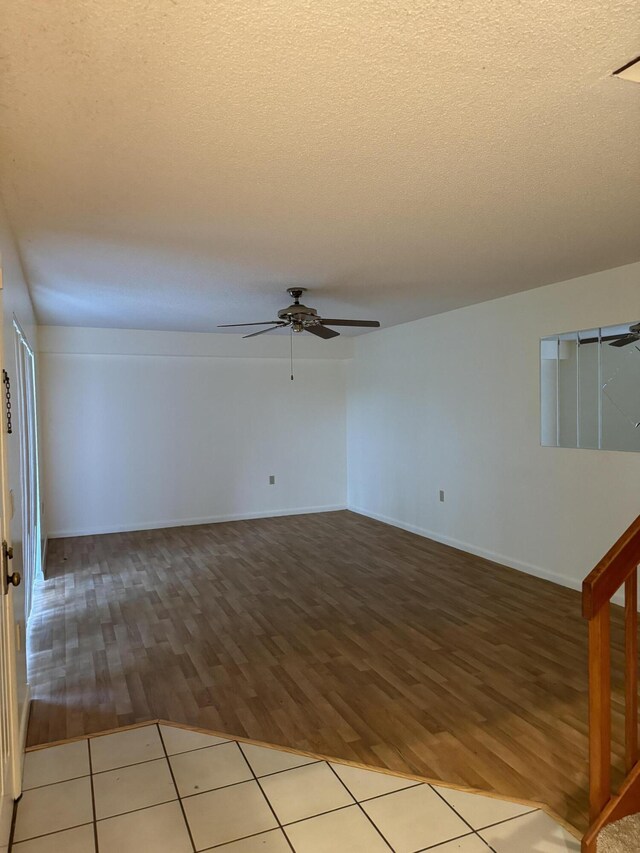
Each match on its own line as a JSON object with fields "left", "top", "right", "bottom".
{"left": 582, "top": 513, "right": 640, "bottom": 853}
{"left": 582, "top": 514, "right": 640, "bottom": 619}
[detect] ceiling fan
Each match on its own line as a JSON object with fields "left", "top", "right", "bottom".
{"left": 578, "top": 323, "right": 640, "bottom": 347}
{"left": 608, "top": 322, "right": 640, "bottom": 348}
{"left": 218, "top": 288, "right": 380, "bottom": 339}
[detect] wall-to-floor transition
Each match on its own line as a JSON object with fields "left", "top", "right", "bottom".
{"left": 39, "top": 327, "right": 351, "bottom": 537}
{"left": 39, "top": 261, "right": 640, "bottom": 595}
{"left": 347, "top": 261, "right": 640, "bottom": 592}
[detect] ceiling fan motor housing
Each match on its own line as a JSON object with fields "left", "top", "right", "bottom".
{"left": 277, "top": 302, "right": 319, "bottom": 327}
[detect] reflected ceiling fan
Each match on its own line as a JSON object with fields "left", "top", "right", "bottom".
{"left": 608, "top": 322, "right": 640, "bottom": 348}
{"left": 218, "top": 288, "right": 380, "bottom": 339}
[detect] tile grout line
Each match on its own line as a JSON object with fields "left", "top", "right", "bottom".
{"left": 200, "top": 827, "right": 291, "bottom": 851}
{"left": 96, "top": 796, "right": 181, "bottom": 822}
{"left": 7, "top": 795, "right": 20, "bottom": 852}
{"left": 415, "top": 830, "right": 493, "bottom": 852}
{"left": 326, "top": 762, "right": 394, "bottom": 851}
{"left": 240, "top": 757, "right": 321, "bottom": 780}
{"left": 20, "top": 724, "right": 563, "bottom": 853}
{"left": 22, "top": 770, "right": 92, "bottom": 792}
{"left": 346, "top": 779, "right": 423, "bottom": 805}
{"left": 237, "top": 740, "right": 296, "bottom": 853}
{"left": 9, "top": 821, "right": 95, "bottom": 847}
{"left": 276, "top": 801, "right": 356, "bottom": 828}
{"left": 157, "top": 723, "right": 197, "bottom": 853}
{"left": 428, "top": 785, "right": 497, "bottom": 852}
{"left": 87, "top": 738, "right": 100, "bottom": 853}
{"left": 474, "top": 808, "right": 539, "bottom": 832}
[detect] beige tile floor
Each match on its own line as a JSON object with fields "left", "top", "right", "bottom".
{"left": 11, "top": 722, "right": 581, "bottom": 852}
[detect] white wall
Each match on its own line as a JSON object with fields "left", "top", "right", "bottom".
{"left": 0, "top": 197, "right": 39, "bottom": 726}
{"left": 40, "top": 261, "right": 640, "bottom": 594}
{"left": 40, "top": 327, "right": 351, "bottom": 537}
{"left": 347, "top": 261, "right": 640, "bottom": 592}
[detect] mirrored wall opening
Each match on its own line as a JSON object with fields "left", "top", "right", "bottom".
{"left": 541, "top": 322, "right": 640, "bottom": 452}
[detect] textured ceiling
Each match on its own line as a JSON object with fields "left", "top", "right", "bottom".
{"left": 1, "top": 1, "right": 639, "bottom": 333}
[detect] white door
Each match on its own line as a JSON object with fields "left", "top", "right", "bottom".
{"left": 0, "top": 293, "right": 22, "bottom": 848}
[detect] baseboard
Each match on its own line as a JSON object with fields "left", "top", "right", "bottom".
{"left": 348, "top": 505, "right": 592, "bottom": 597}
{"left": 48, "top": 504, "right": 348, "bottom": 539}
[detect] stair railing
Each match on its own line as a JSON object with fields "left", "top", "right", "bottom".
{"left": 582, "top": 514, "right": 640, "bottom": 852}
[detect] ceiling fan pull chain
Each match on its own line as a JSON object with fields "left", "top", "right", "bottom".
{"left": 290, "top": 327, "right": 294, "bottom": 381}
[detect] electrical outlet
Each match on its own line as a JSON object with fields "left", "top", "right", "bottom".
{"left": 269, "top": 475, "right": 276, "bottom": 485}
{"left": 439, "top": 490, "right": 445, "bottom": 502}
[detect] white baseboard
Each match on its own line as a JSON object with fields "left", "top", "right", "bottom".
{"left": 348, "top": 505, "right": 590, "bottom": 597}
{"left": 48, "top": 504, "right": 347, "bottom": 539}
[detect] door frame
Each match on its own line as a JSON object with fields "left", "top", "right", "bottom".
{"left": 13, "top": 317, "right": 42, "bottom": 618}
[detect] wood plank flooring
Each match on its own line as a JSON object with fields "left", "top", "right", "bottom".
{"left": 26, "top": 510, "right": 630, "bottom": 832}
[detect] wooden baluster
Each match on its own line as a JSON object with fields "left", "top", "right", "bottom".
{"left": 625, "top": 570, "right": 638, "bottom": 773}
{"left": 589, "top": 604, "right": 611, "bottom": 822}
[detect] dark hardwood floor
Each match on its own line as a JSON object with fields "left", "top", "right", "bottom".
{"left": 27, "top": 510, "right": 628, "bottom": 831}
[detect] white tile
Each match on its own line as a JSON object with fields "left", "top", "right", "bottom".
{"left": 209, "top": 828, "right": 291, "bottom": 852}
{"left": 90, "top": 725, "right": 164, "bottom": 772}
{"left": 12, "top": 824, "right": 95, "bottom": 853}
{"left": 182, "top": 780, "right": 278, "bottom": 849}
{"left": 170, "top": 741, "right": 252, "bottom": 796}
{"left": 430, "top": 837, "right": 493, "bottom": 852}
{"left": 97, "top": 800, "right": 192, "bottom": 853}
{"left": 13, "top": 777, "right": 94, "bottom": 843}
{"left": 361, "top": 783, "right": 471, "bottom": 853}
{"left": 260, "top": 762, "right": 354, "bottom": 825}
{"left": 240, "top": 742, "right": 319, "bottom": 777}
{"left": 23, "top": 741, "right": 90, "bottom": 789}
{"left": 330, "top": 762, "right": 418, "bottom": 801}
{"left": 479, "top": 810, "right": 581, "bottom": 852}
{"left": 93, "top": 757, "right": 176, "bottom": 819}
{"left": 433, "top": 785, "right": 535, "bottom": 829}
{"left": 160, "top": 723, "right": 230, "bottom": 755}
{"left": 284, "top": 804, "right": 390, "bottom": 853}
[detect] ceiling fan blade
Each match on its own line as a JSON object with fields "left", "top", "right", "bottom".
{"left": 609, "top": 334, "right": 639, "bottom": 348}
{"left": 306, "top": 324, "right": 340, "bottom": 339}
{"left": 320, "top": 319, "right": 380, "bottom": 327}
{"left": 243, "top": 325, "right": 285, "bottom": 338}
{"left": 218, "top": 322, "right": 283, "bottom": 328}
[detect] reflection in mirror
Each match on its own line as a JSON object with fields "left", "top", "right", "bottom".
{"left": 541, "top": 322, "right": 640, "bottom": 451}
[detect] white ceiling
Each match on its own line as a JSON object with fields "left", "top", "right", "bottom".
{"left": 1, "top": 1, "right": 639, "bottom": 334}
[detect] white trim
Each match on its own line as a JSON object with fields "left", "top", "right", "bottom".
{"left": 17, "top": 686, "right": 30, "bottom": 783}
{"left": 0, "top": 687, "right": 28, "bottom": 852}
{"left": 0, "top": 799, "right": 10, "bottom": 853}
{"left": 347, "top": 505, "right": 628, "bottom": 601}
{"left": 47, "top": 504, "right": 347, "bottom": 539}
{"left": 40, "top": 536, "right": 48, "bottom": 577}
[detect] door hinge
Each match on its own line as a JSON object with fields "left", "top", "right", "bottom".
{"left": 2, "top": 540, "right": 19, "bottom": 595}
